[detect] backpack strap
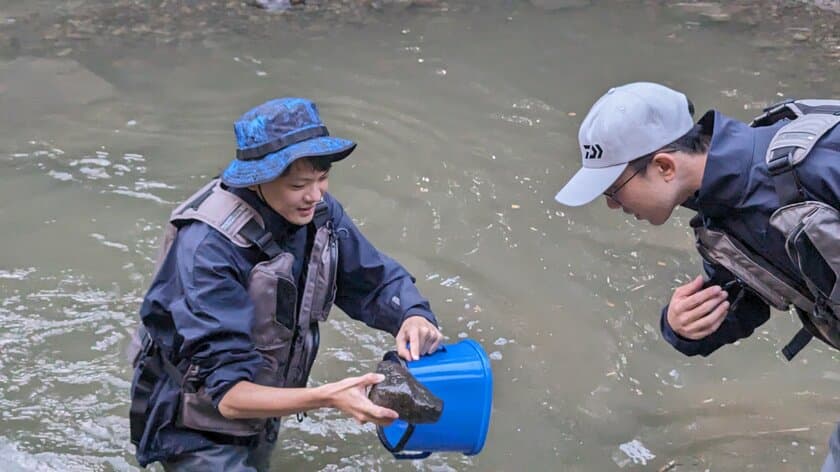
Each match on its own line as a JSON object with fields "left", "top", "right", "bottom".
{"left": 765, "top": 113, "right": 840, "bottom": 206}
{"left": 782, "top": 328, "right": 813, "bottom": 361}
{"left": 751, "top": 98, "right": 840, "bottom": 127}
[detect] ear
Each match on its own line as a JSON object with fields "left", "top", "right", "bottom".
{"left": 651, "top": 152, "right": 677, "bottom": 182}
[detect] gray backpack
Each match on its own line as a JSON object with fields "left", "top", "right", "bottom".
{"left": 752, "top": 99, "right": 840, "bottom": 358}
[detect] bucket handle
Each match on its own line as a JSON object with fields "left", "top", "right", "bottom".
{"left": 376, "top": 423, "right": 431, "bottom": 460}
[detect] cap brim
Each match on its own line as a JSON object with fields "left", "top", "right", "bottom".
{"left": 554, "top": 163, "right": 628, "bottom": 207}
{"left": 222, "top": 136, "right": 356, "bottom": 188}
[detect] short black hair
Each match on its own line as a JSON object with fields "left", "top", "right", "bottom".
{"left": 280, "top": 156, "right": 333, "bottom": 177}
{"left": 660, "top": 123, "right": 711, "bottom": 155}
{"left": 631, "top": 98, "right": 710, "bottom": 172}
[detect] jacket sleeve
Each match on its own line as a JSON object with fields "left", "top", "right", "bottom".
{"left": 659, "top": 262, "right": 770, "bottom": 356}
{"left": 328, "top": 196, "right": 438, "bottom": 336}
{"left": 168, "top": 223, "right": 263, "bottom": 407}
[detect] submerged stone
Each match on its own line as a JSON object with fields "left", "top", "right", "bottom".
{"left": 369, "top": 358, "right": 443, "bottom": 424}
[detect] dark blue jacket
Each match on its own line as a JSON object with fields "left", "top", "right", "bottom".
{"left": 660, "top": 111, "right": 840, "bottom": 356}
{"left": 133, "top": 186, "right": 437, "bottom": 466}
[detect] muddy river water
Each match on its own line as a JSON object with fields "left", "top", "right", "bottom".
{"left": 0, "top": 1, "right": 838, "bottom": 470}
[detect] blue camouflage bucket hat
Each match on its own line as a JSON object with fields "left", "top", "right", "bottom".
{"left": 221, "top": 97, "right": 356, "bottom": 188}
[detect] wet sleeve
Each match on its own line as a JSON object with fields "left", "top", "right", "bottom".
{"left": 659, "top": 263, "right": 771, "bottom": 356}
{"left": 171, "top": 224, "right": 263, "bottom": 408}
{"left": 329, "top": 198, "right": 437, "bottom": 336}
{"left": 660, "top": 293, "right": 770, "bottom": 356}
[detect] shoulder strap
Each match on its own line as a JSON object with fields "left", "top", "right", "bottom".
{"left": 238, "top": 219, "right": 283, "bottom": 259}
{"left": 246, "top": 198, "right": 331, "bottom": 259}
{"left": 170, "top": 179, "right": 264, "bottom": 248}
{"left": 752, "top": 99, "right": 840, "bottom": 206}
{"left": 751, "top": 98, "right": 840, "bottom": 127}
{"left": 765, "top": 113, "right": 840, "bottom": 205}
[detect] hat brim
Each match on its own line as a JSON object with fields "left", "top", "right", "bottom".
{"left": 221, "top": 136, "right": 356, "bottom": 188}
{"left": 554, "top": 163, "right": 628, "bottom": 207}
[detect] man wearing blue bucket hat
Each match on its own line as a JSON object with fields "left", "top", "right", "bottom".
{"left": 128, "top": 97, "right": 443, "bottom": 470}
{"left": 554, "top": 82, "right": 840, "bottom": 471}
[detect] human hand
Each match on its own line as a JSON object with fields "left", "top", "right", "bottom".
{"left": 666, "top": 275, "right": 730, "bottom": 340}
{"left": 320, "top": 373, "right": 398, "bottom": 426}
{"left": 395, "top": 315, "right": 443, "bottom": 361}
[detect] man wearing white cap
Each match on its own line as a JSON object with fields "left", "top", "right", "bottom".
{"left": 555, "top": 82, "right": 840, "bottom": 471}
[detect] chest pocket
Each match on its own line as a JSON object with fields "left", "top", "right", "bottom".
{"left": 300, "top": 223, "right": 338, "bottom": 324}
{"left": 770, "top": 201, "right": 840, "bottom": 346}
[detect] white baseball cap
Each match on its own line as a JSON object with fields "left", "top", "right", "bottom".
{"left": 554, "top": 82, "right": 695, "bottom": 206}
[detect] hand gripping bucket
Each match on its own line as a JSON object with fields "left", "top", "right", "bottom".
{"left": 376, "top": 339, "right": 493, "bottom": 460}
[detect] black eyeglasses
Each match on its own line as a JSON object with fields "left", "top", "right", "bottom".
{"left": 603, "top": 166, "right": 644, "bottom": 203}
{"left": 603, "top": 150, "right": 673, "bottom": 204}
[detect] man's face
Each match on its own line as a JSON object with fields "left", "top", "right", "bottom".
{"left": 258, "top": 159, "right": 329, "bottom": 225}
{"left": 603, "top": 158, "right": 679, "bottom": 226}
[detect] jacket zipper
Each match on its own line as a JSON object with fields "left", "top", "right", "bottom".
{"left": 785, "top": 221, "right": 806, "bottom": 271}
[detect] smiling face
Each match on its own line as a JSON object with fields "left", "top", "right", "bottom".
{"left": 603, "top": 151, "right": 700, "bottom": 226}
{"left": 254, "top": 158, "right": 330, "bottom": 225}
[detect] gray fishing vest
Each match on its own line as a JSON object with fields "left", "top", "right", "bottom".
{"left": 693, "top": 99, "right": 840, "bottom": 360}
{"left": 133, "top": 179, "right": 338, "bottom": 438}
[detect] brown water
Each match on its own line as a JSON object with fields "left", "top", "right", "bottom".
{"left": 0, "top": 1, "right": 838, "bottom": 470}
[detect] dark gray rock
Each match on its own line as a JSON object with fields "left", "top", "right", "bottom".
{"left": 369, "top": 358, "right": 443, "bottom": 424}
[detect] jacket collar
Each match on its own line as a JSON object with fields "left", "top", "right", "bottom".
{"left": 682, "top": 111, "right": 757, "bottom": 218}
{"left": 227, "top": 185, "right": 300, "bottom": 240}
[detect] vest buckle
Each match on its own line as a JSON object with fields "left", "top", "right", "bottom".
{"left": 767, "top": 147, "right": 796, "bottom": 176}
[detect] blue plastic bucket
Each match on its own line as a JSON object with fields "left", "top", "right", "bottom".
{"left": 376, "top": 339, "right": 493, "bottom": 460}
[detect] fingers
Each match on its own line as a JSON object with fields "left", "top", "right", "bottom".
{"left": 679, "top": 288, "right": 728, "bottom": 323}
{"left": 326, "top": 374, "right": 397, "bottom": 427}
{"left": 356, "top": 372, "right": 385, "bottom": 387}
{"left": 409, "top": 327, "right": 421, "bottom": 361}
{"left": 684, "top": 300, "right": 730, "bottom": 339}
{"left": 428, "top": 334, "right": 442, "bottom": 354}
{"left": 680, "top": 282, "right": 718, "bottom": 307}
{"left": 668, "top": 295, "right": 730, "bottom": 340}
{"left": 342, "top": 376, "right": 398, "bottom": 426}
{"left": 412, "top": 324, "right": 445, "bottom": 358}
{"left": 359, "top": 405, "right": 398, "bottom": 426}
{"left": 395, "top": 328, "right": 411, "bottom": 361}
{"left": 397, "top": 317, "right": 444, "bottom": 361}
{"left": 675, "top": 275, "right": 705, "bottom": 297}
{"left": 328, "top": 373, "right": 383, "bottom": 402}
{"left": 349, "top": 401, "right": 397, "bottom": 425}
{"left": 667, "top": 277, "right": 732, "bottom": 340}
